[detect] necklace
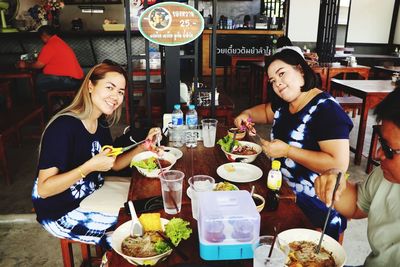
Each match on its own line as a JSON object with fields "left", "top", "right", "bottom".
{"left": 290, "top": 89, "right": 313, "bottom": 114}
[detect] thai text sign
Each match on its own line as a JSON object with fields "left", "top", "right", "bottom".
{"left": 139, "top": 2, "right": 204, "bottom": 46}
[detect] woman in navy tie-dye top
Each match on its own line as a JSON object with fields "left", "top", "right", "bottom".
{"left": 32, "top": 61, "right": 161, "bottom": 248}
{"left": 234, "top": 49, "right": 353, "bottom": 241}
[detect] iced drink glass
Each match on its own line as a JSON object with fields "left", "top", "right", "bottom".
{"left": 252, "top": 235, "right": 289, "bottom": 267}
{"left": 188, "top": 175, "right": 215, "bottom": 219}
{"left": 201, "top": 119, "right": 218, "bottom": 147}
{"left": 159, "top": 170, "right": 184, "bottom": 214}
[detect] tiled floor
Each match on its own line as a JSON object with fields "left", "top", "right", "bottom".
{"left": 0, "top": 89, "right": 374, "bottom": 266}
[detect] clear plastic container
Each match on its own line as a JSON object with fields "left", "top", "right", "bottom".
{"left": 197, "top": 190, "right": 260, "bottom": 260}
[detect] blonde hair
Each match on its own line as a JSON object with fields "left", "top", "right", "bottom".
{"left": 39, "top": 62, "right": 128, "bottom": 151}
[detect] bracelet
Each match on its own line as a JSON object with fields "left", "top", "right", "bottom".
{"left": 285, "top": 144, "right": 291, "bottom": 157}
{"left": 78, "top": 168, "right": 86, "bottom": 178}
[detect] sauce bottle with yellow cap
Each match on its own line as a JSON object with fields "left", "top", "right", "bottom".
{"left": 266, "top": 160, "right": 282, "bottom": 211}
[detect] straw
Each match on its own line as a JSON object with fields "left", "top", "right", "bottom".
{"left": 250, "top": 185, "right": 255, "bottom": 197}
{"left": 264, "top": 223, "right": 281, "bottom": 265}
{"left": 156, "top": 158, "right": 179, "bottom": 213}
{"left": 191, "top": 145, "right": 194, "bottom": 182}
{"left": 315, "top": 172, "right": 342, "bottom": 254}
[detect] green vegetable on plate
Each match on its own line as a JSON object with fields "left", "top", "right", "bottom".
{"left": 217, "top": 135, "right": 239, "bottom": 153}
{"left": 165, "top": 218, "right": 192, "bottom": 246}
{"left": 130, "top": 157, "right": 158, "bottom": 170}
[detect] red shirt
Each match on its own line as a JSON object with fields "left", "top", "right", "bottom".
{"left": 38, "top": 35, "right": 84, "bottom": 79}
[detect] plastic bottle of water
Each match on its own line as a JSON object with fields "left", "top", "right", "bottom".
{"left": 171, "top": 104, "right": 183, "bottom": 126}
{"left": 266, "top": 160, "right": 282, "bottom": 211}
{"left": 185, "top": 104, "right": 198, "bottom": 129}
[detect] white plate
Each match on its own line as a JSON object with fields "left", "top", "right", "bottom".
{"left": 216, "top": 163, "right": 263, "bottom": 183}
{"left": 164, "top": 147, "right": 183, "bottom": 160}
{"left": 278, "top": 228, "right": 346, "bottom": 267}
{"left": 186, "top": 182, "right": 239, "bottom": 199}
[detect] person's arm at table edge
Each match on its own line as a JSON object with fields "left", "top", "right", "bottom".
{"left": 235, "top": 103, "right": 274, "bottom": 126}
{"left": 315, "top": 175, "right": 367, "bottom": 219}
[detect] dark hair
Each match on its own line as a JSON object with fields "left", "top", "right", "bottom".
{"left": 266, "top": 49, "right": 318, "bottom": 110}
{"left": 374, "top": 88, "right": 400, "bottom": 128}
{"left": 244, "top": 15, "right": 251, "bottom": 22}
{"left": 276, "top": 36, "right": 293, "bottom": 48}
{"left": 38, "top": 25, "right": 56, "bottom": 37}
{"left": 265, "top": 49, "right": 317, "bottom": 92}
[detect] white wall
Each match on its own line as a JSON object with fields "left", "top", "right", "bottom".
{"left": 288, "top": 0, "right": 320, "bottom": 42}
{"left": 347, "top": 0, "right": 395, "bottom": 43}
{"left": 394, "top": 6, "right": 400, "bottom": 45}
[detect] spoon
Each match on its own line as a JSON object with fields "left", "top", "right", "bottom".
{"left": 127, "top": 200, "right": 143, "bottom": 237}
{"left": 315, "top": 172, "right": 342, "bottom": 254}
{"left": 250, "top": 185, "right": 255, "bottom": 197}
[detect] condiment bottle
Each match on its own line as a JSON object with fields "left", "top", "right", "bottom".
{"left": 265, "top": 160, "right": 282, "bottom": 211}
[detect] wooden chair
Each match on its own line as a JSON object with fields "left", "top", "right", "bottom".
{"left": 60, "top": 239, "right": 102, "bottom": 267}
{"left": 47, "top": 90, "right": 76, "bottom": 115}
{"left": 312, "top": 66, "right": 328, "bottom": 90}
{"left": 327, "top": 66, "right": 370, "bottom": 118}
{"left": 366, "top": 125, "right": 381, "bottom": 174}
{"left": 0, "top": 80, "right": 45, "bottom": 184}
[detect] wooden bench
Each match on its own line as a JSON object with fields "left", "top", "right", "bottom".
{"left": 0, "top": 80, "right": 44, "bottom": 184}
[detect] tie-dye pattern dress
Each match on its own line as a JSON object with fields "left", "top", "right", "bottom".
{"left": 271, "top": 91, "right": 353, "bottom": 240}
{"left": 32, "top": 115, "right": 116, "bottom": 248}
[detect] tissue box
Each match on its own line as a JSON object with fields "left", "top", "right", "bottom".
{"left": 197, "top": 190, "right": 260, "bottom": 260}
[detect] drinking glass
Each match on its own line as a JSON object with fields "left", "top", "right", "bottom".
{"left": 252, "top": 235, "right": 289, "bottom": 267}
{"left": 188, "top": 175, "right": 215, "bottom": 219}
{"left": 201, "top": 119, "right": 218, "bottom": 147}
{"left": 158, "top": 170, "right": 184, "bottom": 214}
{"left": 168, "top": 123, "right": 186, "bottom": 148}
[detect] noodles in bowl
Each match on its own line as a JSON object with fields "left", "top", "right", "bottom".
{"left": 278, "top": 228, "right": 346, "bottom": 267}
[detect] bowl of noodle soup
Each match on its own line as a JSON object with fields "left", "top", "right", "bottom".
{"left": 111, "top": 218, "right": 172, "bottom": 266}
{"left": 278, "top": 228, "right": 346, "bottom": 267}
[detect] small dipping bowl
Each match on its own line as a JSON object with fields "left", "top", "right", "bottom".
{"left": 227, "top": 128, "right": 246, "bottom": 140}
{"left": 252, "top": 193, "right": 265, "bottom": 213}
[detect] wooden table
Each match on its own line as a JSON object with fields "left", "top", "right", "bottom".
{"left": 326, "top": 65, "right": 370, "bottom": 94}
{"left": 372, "top": 66, "right": 400, "bottom": 79}
{"left": 0, "top": 67, "right": 36, "bottom": 103}
{"left": 108, "top": 127, "right": 313, "bottom": 266}
{"left": 330, "top": 79, "right": 395, "bottom": 165}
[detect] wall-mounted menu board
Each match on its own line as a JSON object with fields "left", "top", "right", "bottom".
{"left": 138, "top": 2, "right": 204, "bottom": 46}
{"left": 64, "top": 0, "right": 121, "bottom": 4}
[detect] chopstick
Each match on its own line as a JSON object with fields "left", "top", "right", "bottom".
{"left": 315, "top": 172, "right": 342, "bottom": 254}
{"left": 156, "top": 231, "right": 189, "bottom": 261}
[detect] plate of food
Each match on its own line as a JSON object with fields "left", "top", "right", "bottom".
{"left": 111, "top": 213, "right": 192, "bottom": 266}
{"left": 186, "top": 181, "right": 239, "bottom": 199}
{"left": 130, "top": 151, "right": 176, "bottom": 178}
{"left": 217, "top": 136, "right": 262, "bottom": 163}
{"left": 278, "top": 228, "right": 346, "bottom": 267}
{"left": 216, "top": 163, "right": 263, "bottom": 183}
{"left": 163, "top": 147, "right": 183, "bottom": 160}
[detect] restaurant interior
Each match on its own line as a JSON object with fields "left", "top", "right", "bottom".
{"left": 1, "top": 0, "right": 399, "bottom": 266}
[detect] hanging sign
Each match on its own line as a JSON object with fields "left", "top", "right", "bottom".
{"left": 138, "top": 2, "right": 204, "bottom": 46}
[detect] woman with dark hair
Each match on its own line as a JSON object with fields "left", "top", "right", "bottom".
{"left": 275, "top": 36, "right": 303, "bottom": 57}
{"left": 234, "top": 49, "right": 353, "bottom": 241}
{"left": 32, "top": 61, "right": 161, "bottom": 248}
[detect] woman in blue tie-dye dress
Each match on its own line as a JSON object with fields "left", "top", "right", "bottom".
{"left": 234, "top": 49, "right": 353, "bottom": 241}
{"left": 32, "top": 61, "right": 161, "bottom": 248}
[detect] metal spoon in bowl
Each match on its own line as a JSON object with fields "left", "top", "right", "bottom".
{"left": 128, "top": 200, "right": 143, "bottom": 237}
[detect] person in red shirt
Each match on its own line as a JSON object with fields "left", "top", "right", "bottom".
{"left": 17, "top": 25, "right": 84, "bottom": 107}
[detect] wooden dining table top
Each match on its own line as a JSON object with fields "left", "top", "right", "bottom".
{"left": 107, "top": 127, "right": 314, "bottom": 266}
